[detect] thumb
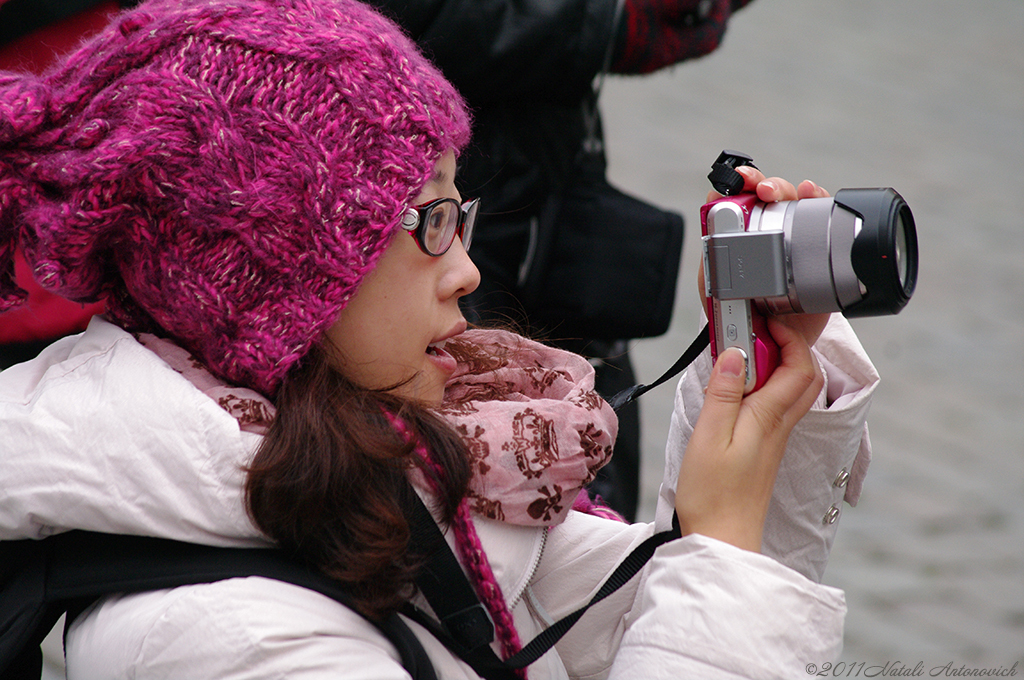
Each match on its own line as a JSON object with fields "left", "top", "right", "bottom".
{"left": 697, "top": 347, "right": 748, "bottom": 442}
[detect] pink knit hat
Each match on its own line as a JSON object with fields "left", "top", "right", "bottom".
{"left": 0, "top": 0, "right": 471, "bottom": 396}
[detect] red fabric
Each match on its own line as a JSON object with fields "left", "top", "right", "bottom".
{"left": 0, "top": 2, "right": 118, "bottom": 343}
{"left": 612, "top": 0, "right": 734, "bottom": 75}
{"left": 0, "top": 1, "right": 121, "bottom": 73}
{"left": 0, "top": 250, "right": 104, "bottom": 344}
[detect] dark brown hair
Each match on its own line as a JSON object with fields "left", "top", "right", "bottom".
{"left": 245, "top": 341, "right": 472, "bottom": 619}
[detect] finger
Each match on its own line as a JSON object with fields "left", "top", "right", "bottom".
{"left": 764, "top": 318, "right": 822, "bottom": 413}
{"left": 772, "top": 311, "right": 831, "bottom": 348}
{"left": 706, "top": 165, "right": 766, "bottom": 202}
{"left": 755, "top": 176, "right": 798, "bottom": 203}
{"left": 797, "top": 179, "right": 831, "bottom": 199}
{"left": 696, "top": 259, "right": 707, "bottom": 304}
{"left": 738, "top": 320, "right": 822, "bottom": 445}
{"left": 736, "top": 165, "right": 765, "bottom": 192}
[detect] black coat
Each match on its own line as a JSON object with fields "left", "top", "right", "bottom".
{"left": 369, "top": 0, "right": 618, "bottom": 218}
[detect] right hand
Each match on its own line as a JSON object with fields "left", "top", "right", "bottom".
{"left": 673, "top": 319, "right": 823, "bottom": 552}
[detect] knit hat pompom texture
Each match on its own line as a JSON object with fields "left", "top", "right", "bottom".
{"left": 0, "top": 0, "right": 471, "bottom": 395}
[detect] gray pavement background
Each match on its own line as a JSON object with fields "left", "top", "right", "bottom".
{"left": 599, "top": 0, "right": 1024, "bottom": 669}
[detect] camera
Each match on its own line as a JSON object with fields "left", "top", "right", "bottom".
{"left": 701, "top": 151, "right": 918, "bottom": 392}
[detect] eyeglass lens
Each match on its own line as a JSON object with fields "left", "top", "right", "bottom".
{"left": 421, "top": 199, "right": 477, "bottom": 256}
{"left": 461, "top": 199, "right": 478, "bottom": 252}
{"left": 422, "top": 201, "right": 459, "bottom": 255}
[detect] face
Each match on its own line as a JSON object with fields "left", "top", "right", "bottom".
{"left": 323, "top": 150, "right": 480, "bottom": 404}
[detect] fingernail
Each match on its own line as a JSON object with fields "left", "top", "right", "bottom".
{"left": 761, "top": 179, "right": 780, "bottom": 196}
{"left": 718, "top": 348, "right": 747, "bottom": 378}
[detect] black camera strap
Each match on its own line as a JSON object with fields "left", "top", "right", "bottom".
{"left": 605, "top": 149, "right": 759, "bottom": 411}
{"left": 608, "top": 324, "right": 709, "bottom": 411}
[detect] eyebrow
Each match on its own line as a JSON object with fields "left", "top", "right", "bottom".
{"left": 431, "top": 166, "right": 450, "bottom": 186}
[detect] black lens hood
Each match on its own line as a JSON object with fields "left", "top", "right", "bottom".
{"left": 835, "top": 187, "right": 918, "bottom": 317}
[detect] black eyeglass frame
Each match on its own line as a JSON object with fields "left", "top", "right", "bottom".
{"left": 400, "top": 197, "right": 479, "bottom": 257}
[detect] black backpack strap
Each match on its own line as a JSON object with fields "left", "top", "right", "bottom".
{"left": 406, "top": 497, "right": 520, "bottom": 680}
{"left": 503, "top": 520, "right": 680, "bottom": 670}
{"left": 408, "top": 497, "right": 495, "bottom": 653}
{"left": 0, "top": 539, "right": 59, "bottom": 680}
{"left": 0, "top": 532, "right": 436, "bottom": 680}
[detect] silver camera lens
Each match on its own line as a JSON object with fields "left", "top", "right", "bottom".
{"left": 745, "top": 187, "right": 918, "bottom": 318}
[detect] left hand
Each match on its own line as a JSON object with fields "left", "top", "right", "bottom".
{"left": 675, "top": 320, "right": 824, "bottom": 552}
{"left": 701, "top": 165, "right": 833, "bottom": 347}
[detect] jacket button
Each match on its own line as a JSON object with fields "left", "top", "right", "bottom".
{"left": 833, "top": 468, "right": 850, "bottom": 488}
{"left": 822, "top": 504, "right": 841, "bottom": 525}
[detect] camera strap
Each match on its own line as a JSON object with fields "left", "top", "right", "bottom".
{"left": 605, "top": 148, "right": 755, "bottom": 411}
{"left": 608, "top": 324, "right": 709, "bottom": 411}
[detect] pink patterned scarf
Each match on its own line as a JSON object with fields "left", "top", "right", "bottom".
{"left": 437, "top": 329, "right": 617, "bottom": 526}
{"left": 138, "top": 328, "right": 618, "bottom": 526}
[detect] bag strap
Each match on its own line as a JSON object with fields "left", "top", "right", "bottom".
{"left": 503, "top": 519, "right": 680, "bottom": 669}
{"left": 406, "top": 494, "right": 681, "bottom": 675}
{"left": 609, "top": 324, "right": 710, "bottom": 411}
{"left": 581, "top": 0, "right": 627, "bottom": 153}
{"left": 0, "top": 532, "right": 437, "bottom": 680}
{"left": 407, "top": 497, "right": 498, "bottom": 654}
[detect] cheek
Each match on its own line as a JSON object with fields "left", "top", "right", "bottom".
{"left": 325, "top": 281, "right": 433, "bottom": 384}
{"left": 325, "top": 311, "right": 414, "bottom": 389}
{"left": 321, "top": 231, "right": 448, "bottom": 390}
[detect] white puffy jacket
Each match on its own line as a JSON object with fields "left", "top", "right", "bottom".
{"left": 0, "top": 315, "right": 877, "bottom": 679}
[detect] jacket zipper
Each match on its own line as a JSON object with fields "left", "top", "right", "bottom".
{"left": 507, "top": 526, "right": 547, "bottom": 610}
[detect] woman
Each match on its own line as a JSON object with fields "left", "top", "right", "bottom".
{"left": 0, "top": 0, "right": 877, "bottom": 676}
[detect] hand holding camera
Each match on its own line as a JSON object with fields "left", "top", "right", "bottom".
{"left": 677, "top": 151, "right": 917, "bottom": 551}
{"left": 700, "top": 150, "right": 918, "bottom": 393}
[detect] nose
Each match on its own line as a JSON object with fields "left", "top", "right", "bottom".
{"left": 442, "top": 237, "right": 480, "bottom": 299}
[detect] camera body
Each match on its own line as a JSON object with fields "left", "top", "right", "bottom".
{"left": 700, "top": 152, "right": 918, "bottom": 392}
{"left": 701, "top": 193, "right": 781, "bottom": 393}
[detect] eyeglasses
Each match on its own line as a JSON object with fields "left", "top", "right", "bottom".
{"left": 400, "top": 197, "right": 479, "bottom": 257}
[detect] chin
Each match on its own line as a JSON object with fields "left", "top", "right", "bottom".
{"left": 417, "top": 382, "right": 446, "bottom": 407}
{"left": 392, "top": 372, "right": 446, "bottom": 406}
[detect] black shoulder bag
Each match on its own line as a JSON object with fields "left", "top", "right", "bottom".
{"left": 516, "top": 6, "right": 684, "bottom": 341}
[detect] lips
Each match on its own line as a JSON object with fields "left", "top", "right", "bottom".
{"left": 425, "top": 338, "right": 457, "bottom": 375}
{"left": 425, "top": 322, "right": 465, "bottom": 376}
